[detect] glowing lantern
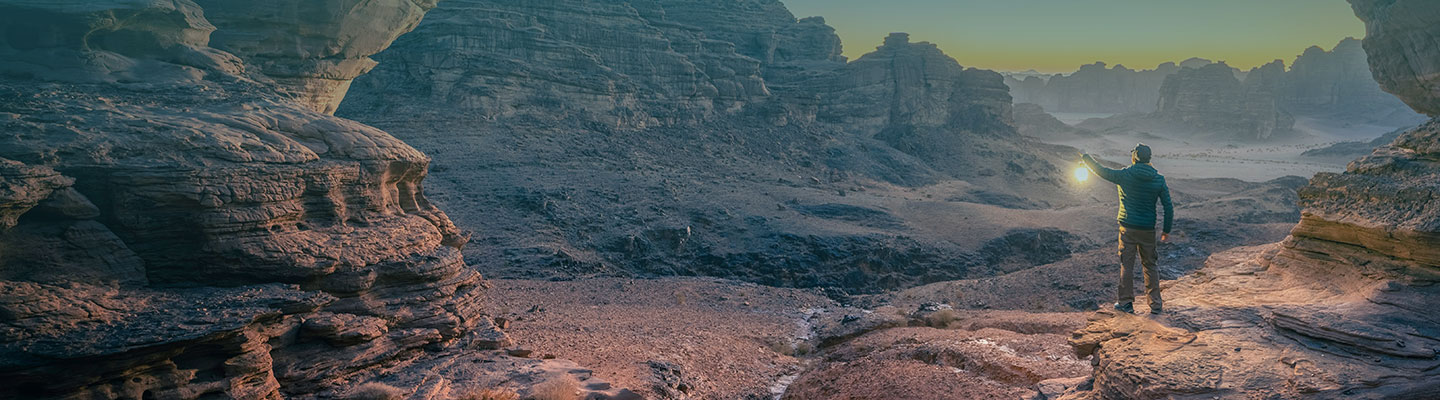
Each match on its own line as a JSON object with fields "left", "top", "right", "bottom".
{"left": 1074, "top": 164, "right": 1089, "bottom": 182}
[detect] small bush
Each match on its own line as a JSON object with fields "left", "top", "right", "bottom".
{"left": 529, "top": 375, "right": 580, "bottom": 400}
{"left": 764, "top": 337, "right": 795, "bottom": 356}
{"left": 457, "top": 388, "right": 521, "bottom": 400}
{"left": 923, "top": 309, "right": 959, "bottom": 328}
{"left": 794, "top": 341, "right": 815, "bottom": 356}
{"left": 347, "top": 382, "right": 404, "bottom": 400}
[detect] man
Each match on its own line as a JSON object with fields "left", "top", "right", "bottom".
{"left": 1080, "top": 143, "right": 1174, "bottom": 315}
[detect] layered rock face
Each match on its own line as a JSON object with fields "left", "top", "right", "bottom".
{"left": 1350, "top": 0, "right": 1440, "bottom": 116}
{"left": 192, "top": 0, "right": 439, "bottom": 115}
{"left": 1065, "top": 3, "right": 1440, "bottom": 397}
{"left": 340, "top": 0, "right": 806, "bottom": 130}
{"left": 0, "top": 1, "right": 491, "bottom": 398}
{"left": 1152, "top": 62, "right": 1294, "bottom": 140}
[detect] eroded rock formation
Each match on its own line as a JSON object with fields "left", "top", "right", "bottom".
{"left": 1150, "top": 62, "right": 1294, "bottom": 140}
{"left": 1010, "top": 62, "right": 1183, "bottom": 114}
{"left": 1013, "top": 39, "right": 1424, "bottom": 128}
{"left": 339, "top": 0, "right": 817, "bottom": 130}
{"left": 0, "top": 1, "right": 507, "bottom": 398}
{"left": 1065, "top": 2, "right": 1440, "bottom": 397}
{"left": 1350, "top": 1, "right": 1440, "bottom": 116}
{"left": 340, "top": 1, "right": 1075, "bottom": 293}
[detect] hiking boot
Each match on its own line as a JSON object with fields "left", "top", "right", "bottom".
{"left": 1150, "top": 305, "right": 1163, "bottom": 315}
{"left": 1113, "top": 302, "right": 1134, "bottom": 313}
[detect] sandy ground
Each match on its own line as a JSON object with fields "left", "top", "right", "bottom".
{"left": 485, "top": 277, "right": 837, "bottom": 399}
{"left": 483, "top": 277, "right": 1102, "bottom": 399}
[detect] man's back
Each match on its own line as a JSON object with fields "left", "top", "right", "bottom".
{"left": 1081, "top": 155, "right": 1173, "bottom": 234}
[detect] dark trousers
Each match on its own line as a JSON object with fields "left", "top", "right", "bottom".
{"left": 1118, "top": 226, "right": 1161, "bottom": 308}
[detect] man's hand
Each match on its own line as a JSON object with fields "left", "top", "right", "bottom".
{"left": 1161, "top": 233, "right": 1169, "bottom": 242}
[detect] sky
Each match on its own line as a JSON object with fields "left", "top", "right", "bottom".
{"left": 782, "top": 0, "right": 1366, "bottom": 74}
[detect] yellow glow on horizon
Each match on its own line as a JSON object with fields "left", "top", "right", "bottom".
{"left": 782, "top": 0, "right": 1367, "bottom": 74}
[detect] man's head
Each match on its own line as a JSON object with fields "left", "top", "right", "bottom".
{"left": 1132, "top": 143, "right": 1152, "bottom": 164}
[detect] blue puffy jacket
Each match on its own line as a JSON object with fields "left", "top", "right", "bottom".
{"left": 1082, "top": 155, "right": 1174, "bottom": 233}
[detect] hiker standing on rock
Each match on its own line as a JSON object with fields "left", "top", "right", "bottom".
{"left": 1079, "top": 144, "right": 1174, "bottom": 315}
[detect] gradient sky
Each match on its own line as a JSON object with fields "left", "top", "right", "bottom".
{"left": 782, "top": 0, "right": 1366, "bottom": 73}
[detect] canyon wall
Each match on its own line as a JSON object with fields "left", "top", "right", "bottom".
{"left": 1065, "top": 1, "right": 1440, "bottom": 397}
{"left": 339, "top": 0, "right": 842, "bottom": 130}
{"left": 0, "top": 1, "right": 497, "bottom": 398}
{"left": 338, "top": 0, "right": 1076, "bottom": 293}
{"left": 1151, "top": 62, "right": 1294, "bottom": 140}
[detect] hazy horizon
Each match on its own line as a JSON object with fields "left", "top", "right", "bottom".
{"left": 783, "top": 0, "right": 1366, "bottom": 74}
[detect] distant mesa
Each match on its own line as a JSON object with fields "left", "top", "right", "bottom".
{"left": 1006, "top": 38, "right": 1424, "bottom": 133}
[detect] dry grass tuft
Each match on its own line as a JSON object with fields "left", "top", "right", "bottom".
{"left": 529, "top": 375, "right": 580, "bottom": 400}
{"left": 923, "top": 309, "right": 959, "bottom": 328}
{"left": 457, "top": 388, "right": 521, "bottom": 400}
{"left": 347, "top": 382, "right": 405, "bottom": 400}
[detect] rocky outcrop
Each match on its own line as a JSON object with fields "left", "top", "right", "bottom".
{"left": 1349, "top": 0, "right": 1440, "bottom": 116}
{"left": 819, "top": 33, "right": 1061, "bottom": 191}
{"left": 1152, "top": 62, "right": 1294, "bottom": 140}
{"left": 0, "top": 1, "right": 499, "bottom": 398}
{"left": 1065, "top": 4, "right": 1440, "bottom": 397}
{"left": 193, "top": 0, "right": 439, "bottom": 115}
{"left": 1281, "top": 38, "right": 1418, "bottom": 123}
{"left": 339, "top": 0, "right": 843, "bottom": 130}
{"left": 1023, "top": 62, "right": 1184, "bottom": 114}
{"left": 1014, "top": 39, "right": 1425, "bottom": 126}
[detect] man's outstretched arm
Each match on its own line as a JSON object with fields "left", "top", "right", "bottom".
{"left": 1081, "top": 153, "right": 1123, "bottom": 184}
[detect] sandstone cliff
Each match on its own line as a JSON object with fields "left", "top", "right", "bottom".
{"left": 0, "top": 1, "right": 511, "bottom": 398}
{"left": 1064, "top": 1, "right": 1440, "bottom": 397}
{"left": 339, "top": 0, "right": 820, "bottom": 130}
{"left": 1020, "top": 62, "right": 1183, "bottom": 114}
{"left": 1350, "top": 1, "right": 1440, "bottom": 116}
{"left": 1150, "top": 62, "right": 1294, "bottom": 140}
{"left": 340, "top": 1, "right": 1076, "bottom": 294}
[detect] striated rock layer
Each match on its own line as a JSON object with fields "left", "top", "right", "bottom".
{"left": 1350, "top": 0, "right": 1440, "bottom": 115}
{"left": 0, "top": 1, "right": 501, "bottom": 398}
{"left": 1065, "top": 2, "right": 1440, "bottom": 397}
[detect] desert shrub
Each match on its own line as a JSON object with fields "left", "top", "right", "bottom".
{"left": 347, "top": 382, "right": 405, "bottom": 400}
{"left": 923, "top": 309, "right": 959, "bottom": 328}
{"left": 457, "top": 388, "right": 521, "bottom": 400}
{"left": 763, "top": 337, "right": 795, "bottom": 356}
{"left": 794, "top": 341, "right": 815, "bottom": 356}
{"left": 529, "top": 375, "right": 580, "bottom": 400}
